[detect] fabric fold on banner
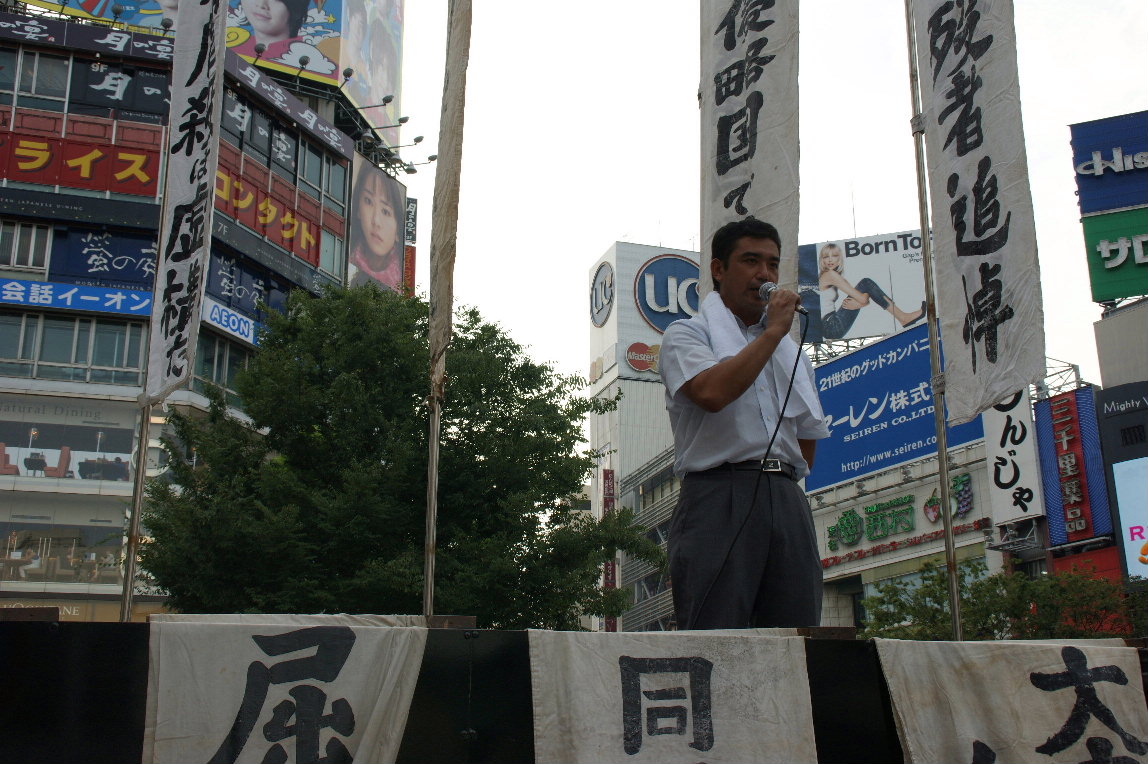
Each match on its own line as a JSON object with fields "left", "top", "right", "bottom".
{"left": 144, "top": 618, "right": 427, "bottom": 764}
{"left": 528, "top": 630, "right": 816, "bottom": 764}
{"left": 875, "top": 638, "right": 1148, "bottom": 764}
{"left": 143, "top": 0, "right": 227, "bottom": 405}
{"left": 911, "top": 0, "right": 1045, "bottom": 425}
{"left": 700, "top": 0, "right": 800, "bottom": 302}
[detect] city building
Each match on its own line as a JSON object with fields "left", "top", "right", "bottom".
{"left": 0, "top": 0, "right": 417, "bottom": 619}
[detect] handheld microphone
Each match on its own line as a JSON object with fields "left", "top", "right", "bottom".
{"left": 758, "top": 282, "right": 808, "bottom": 315}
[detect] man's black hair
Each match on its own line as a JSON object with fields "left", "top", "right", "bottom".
{"left": 710, "top": 217, "right": 781, "bottom": 290}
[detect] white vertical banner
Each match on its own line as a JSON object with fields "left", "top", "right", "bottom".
{"left": 911, "top": 0, "right": 1045, "bottom": 425}
{"left": 981, "top": 387, "right": 1045, "bottom": 526}
{"left": 144, "top": 0, "right": 228, "bottom": 405}
{"left": 700, "top": 0, "right": 799, "bottom": 300}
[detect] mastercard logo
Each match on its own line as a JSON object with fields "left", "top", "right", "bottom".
{"left": 1140, "top": 543, "right": 1147, "bottom": 566}
{"left": 626, "top": 343, "right": 661, "bottom": 373}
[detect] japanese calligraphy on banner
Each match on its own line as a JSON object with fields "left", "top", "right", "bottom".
{"left": 876, "top": 639, "right": 1148, "bottom": 764}
{"left": 981, "top": 388, "right": 1044, "bottom": 525}
{"left": 144, "top": 0, "right": 228, "bottom": 405}
{"left": 529, "top": 631, "right": 816, "bottom": 764}
{"left": 144, "top": 617, "right": 427, "bottom": 764}
{"left": 700, "top": 0, "right": 798, "bottom": 298}
{"left": 1035, "top": 388, "right": 1113, "bottom": 547}
{"left": 911, "top": 0, "right": 1045, "bottom": 425}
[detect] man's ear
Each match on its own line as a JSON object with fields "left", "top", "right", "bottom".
{"left": 710, "top": 257, "right": 724, "bottom": 291}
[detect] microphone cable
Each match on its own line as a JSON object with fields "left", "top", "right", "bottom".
{"left": 688, "top": 309, "right": 812, "bottom": 628}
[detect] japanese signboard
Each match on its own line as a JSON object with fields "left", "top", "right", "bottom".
{"left": 143, "top": 0, "right": 228, "bottom": 405}
{"left": 1069, "top": 111, "right": 1148, "bottom": 216}
{"left": 911, "top": 0, "right": 1045, "bottom": 425}
{"left": 205, "top": 252, "right": 289, "bottom": 320}
{"left": 1, "top": 277, "right": 151, "bottom": 316}
{"left": 144, "top": 618, "right": 427, "bottom": 763}
{"left": 819, "top": 472, "right": 990, "bottom": 571}
{"left": 529, "top": 631, "right": 817, "bottom": 764}
{"left": 981, "top": 388, "right": 1045, "bottom": 526}
{"left": 806, "top": 323, "right": 984, "bottom": 492}
{"left": 797, "top": 229, "right": 927, "bottom": 344}
{"left": 1035, "top": 388, "right": 1113, "bottom": 547}
{"left": 49, "top": 228, "right": 158, "bottom": 291}
{"left": 0, "top": 11, "right": 173, "bottom": 62}
{"left": 1079, "top": 208, "right": 1148, "bottom": 303}
{"left": 213, "top": 164, "right": 321, "bottom": 265}
{"left": 602, "top": 468, "right": 617, "bottom": 632}
{"left": 877, "top": 640, "right": 1148, "bottom": 764}
{"left": 1095, "top": 382, "right": 1148, "bottom": 578}
{"left": 0, "top": 132, "right": 161, "bottom": 197}
{"left": 700, "top": 0, "right": 799, "bottom": 299}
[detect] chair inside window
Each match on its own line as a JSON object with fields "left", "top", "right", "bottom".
{"left": 0, "top": 443, "right": 19, "bottom": 476}
{"left": 43, "top": 446, "right": 71, "bottom": 478}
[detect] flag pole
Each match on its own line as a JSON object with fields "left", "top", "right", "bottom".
{"left": 903, "top": 0, "right": 963, "bottom": 640}
{"left": 424, "top": 0, "right": 472, "bottom": 618}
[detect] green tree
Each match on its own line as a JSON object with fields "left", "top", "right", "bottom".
{"left": 860, "top": 559, "right": 1134, "bottom": 640}
{"left": 140, "top": 285, "right": 662, "bottom": 628}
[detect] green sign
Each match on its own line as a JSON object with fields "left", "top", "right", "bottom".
{"left": 827, "top": 496, "right": 916, "bottom": 551}
{"left": 1082, "top": 207, "right": 1148, "bottom": 302}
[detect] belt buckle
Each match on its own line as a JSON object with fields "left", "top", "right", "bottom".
{"left": 761, "top": 459, "right": 782, "bottom": 473}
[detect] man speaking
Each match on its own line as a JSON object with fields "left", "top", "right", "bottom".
{"left": 659, "top": 217, "right": 829, "bottom": 630}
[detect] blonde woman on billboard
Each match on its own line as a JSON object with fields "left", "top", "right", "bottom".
{"left": 348, "top": 167, "right": 404, "bottom": 291}
{"left": 818, "top": 243, "right": 924, "bottom": 340}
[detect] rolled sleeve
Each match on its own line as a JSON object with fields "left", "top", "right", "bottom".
{"left": 660, "top": 321, "right": 718, "bottom": 401}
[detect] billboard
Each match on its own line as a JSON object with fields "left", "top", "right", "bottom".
{"left": 1095, "top": 382, "right": 1148, "bottom": 578}
{"left": 347, "top": 155, "right": 408, "bottom": 293}
{"left": 806, "top": 323, "right": 984, "bottom": 493}
{"left": 0, "top": 131, "right": 161, "bottom": 197}
{"left": 1080, "top": 208, "right": 1147, "bottom": 303}
{"left": 0, "top": 392, "right": 139, "bottom": 482}
{"left": 1069, "top": 111, "right": 1148, "bottom": 216}
{"left": 1035, "top": 388, "right": 1113, "bottom": 547}
{"left": 797, "top": 230, "right": 927, "bottom": 345}
{"left": 49, "top": 228, "right": 157, "bottom": 291}
{"left": 981, "top": 388, "right": 1045, "bottom": 526}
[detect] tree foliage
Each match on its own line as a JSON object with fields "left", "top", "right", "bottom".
{"left": 140, "top": 285, "right": 662, "bottom": 628}
{"left": 860, "top": 559, "right": 1137, "bottom": 641}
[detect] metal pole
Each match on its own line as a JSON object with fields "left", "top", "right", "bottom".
{"left": 119, "top": 401, "right": 152, "bottom": 622}
{"left": 423, "top": 376, "right": 443, "bottom": 618}
{"left": 903, "top": 0, "right": 963, "bottom": 640}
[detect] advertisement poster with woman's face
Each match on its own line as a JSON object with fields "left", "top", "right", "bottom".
{"left": 347, "top": 156, "right": 407, "bottom": 293}
{"left": 798, "top": 229, "right": 928, "bottom": 344}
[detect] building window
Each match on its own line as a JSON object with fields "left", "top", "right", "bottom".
{"left": 323, "top": 156, "right": 348, "bottom": 215}
{"left": 320, "top": 233, "right": 344, "bottom": 278}
{"left": 0, "top": 310, "right": 145, "bottom": 384}
{"left": 17, "top": 50, "right": 69, "bottom": 111}
{"left": 0, "top": 220, "right": 51, "bottom": 269}
{"left": 299, "top": 140, "right": 323, "bottom": 199}
{"left": 192, "top": 331, "right": 252, "bottom": 406}
{"left": 0, "top": 46, "right": 16, "bottom": 105}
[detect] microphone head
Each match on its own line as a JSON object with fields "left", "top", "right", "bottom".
{"left": 758, "top": 282, "right": 778, "bottom": 302}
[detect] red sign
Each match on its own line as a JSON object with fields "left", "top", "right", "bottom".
{"left": 214, "top": 165, "right": 320, "bottom": 265}
{"left": 0, "top": 132, "right": 159, "bottom": 196}
{"left": 1049, "top": 392, "right": 1094, "bottom": 543}
{"left": 602, "top": 467, "right": 618, "bottom": 631}
{"left": 603, "top": 468, "right": 616, "bottom": 515}
{"left": 625, "top": 342, "right": 660, "bottom": 373}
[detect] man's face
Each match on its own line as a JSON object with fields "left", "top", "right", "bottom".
{"left": 712, "top": 235, "right": 781, "bottom": 325}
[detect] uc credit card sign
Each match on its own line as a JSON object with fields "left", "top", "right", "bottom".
{"left": 806, "top": 324, "right": 983, "bottom": 491}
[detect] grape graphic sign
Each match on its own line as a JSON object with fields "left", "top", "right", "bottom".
{"left": 807, "top": 324, "right": 984, "bottom": 492}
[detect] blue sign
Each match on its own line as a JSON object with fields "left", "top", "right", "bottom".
{"left": 206, "top": 252, "right": 289, "bottom": 320}
{"left": 805, "top": 324, "right": 984, "bottom": 491}
{"left": 1069, "top": 111, "right": 1148, "bottom": 215}
{"left": 0, "top": 278, "right": 151, "bottom": 315}
{"left": 634, "top": 255, "right": 700, "bottom": 334}
{"left": 202, "top": 296, "right": 262, "bottom": 346}
{"left": 49, "top": 228, "right": 157, "bottom": 291}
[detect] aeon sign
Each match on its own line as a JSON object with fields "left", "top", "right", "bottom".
{"left": 634, "top": 255, "right": 699, "bottom": 334}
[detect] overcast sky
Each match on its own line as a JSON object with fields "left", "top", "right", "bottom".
{"left": 392, "top": 0, "right": 1144, "bottom": 386}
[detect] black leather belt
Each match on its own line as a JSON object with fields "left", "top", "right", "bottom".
{"left": 690, "top": 459, "right": 798, "bottom": 481}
